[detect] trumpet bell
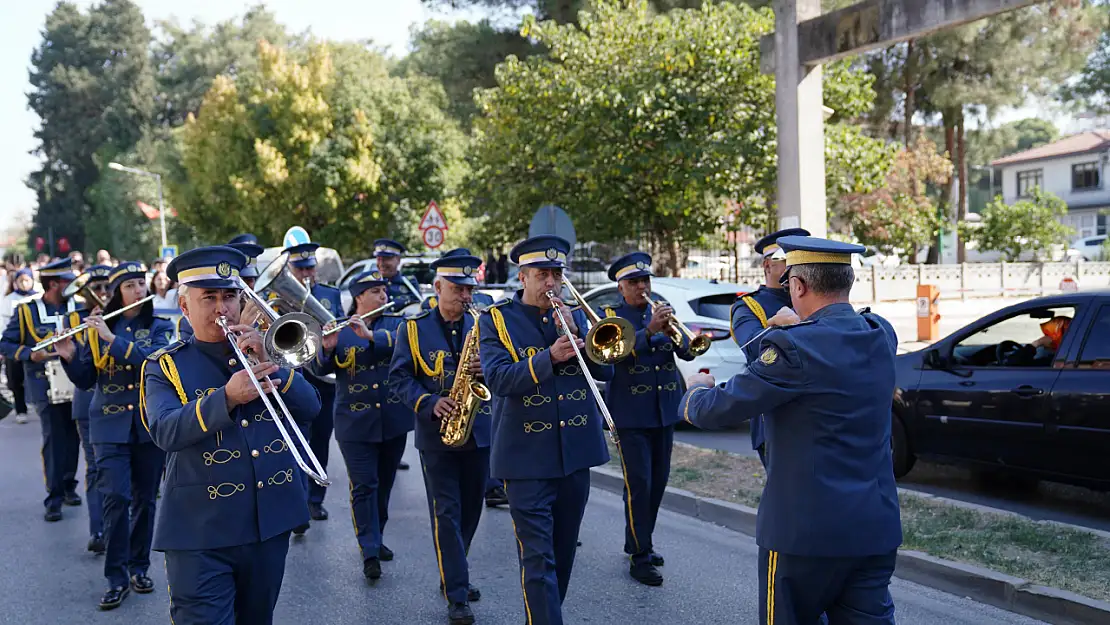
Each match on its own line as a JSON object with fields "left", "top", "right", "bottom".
{"left": 264, "top": 311, "right": 323, "bottom": 369}
{"left": 585, "top": 316, "right": 635, "bottom": 364}
{"left": 688, "top": 333, "right": 713, "bottom": 356}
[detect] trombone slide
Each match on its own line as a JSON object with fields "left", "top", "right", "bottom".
{"left": 546, "top": 290, "right": 619, "bottom": 445}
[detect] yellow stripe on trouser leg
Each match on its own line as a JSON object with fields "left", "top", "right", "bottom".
{"left": 766, "top": 550, "right": 778, "bottom": 625}
{"left": 349, "top": 480, "right": 364, "bottom": 561}
{"left": 504, "top": 481, "right": 533, "bottom": 625}
{"left": 614, "top": 441, "right": 639, "bottom": 554}
{"left": 422, "top": 462, "right": 448, "bottom": 601}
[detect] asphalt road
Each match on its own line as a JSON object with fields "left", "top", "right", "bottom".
{"left": 0, "top": 414, "right": 1047, "bottom": 625}
{"left": 676, "top": 426, "right": 1110, "bottom": 533}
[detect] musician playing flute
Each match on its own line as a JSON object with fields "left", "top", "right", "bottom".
{"left": 140, "top": 246, "right": 320, "bottom": 624}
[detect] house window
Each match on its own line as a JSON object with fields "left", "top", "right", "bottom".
{"left": 1072, "top": 162, "right": 1101, "bottom": 191}
{"left": 1100, "top": 214, "right": 1108, "bottom": 236}
{"left": 1016, "top": 169, "right": 1043, "bottom": 197}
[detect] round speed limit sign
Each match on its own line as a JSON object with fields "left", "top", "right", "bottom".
{"left": 422, "top": 226, "right": 444, "bottom": 249}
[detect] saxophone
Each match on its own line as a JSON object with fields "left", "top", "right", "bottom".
{"left": 440, "top": 304, "right": 493, "bottom": 447}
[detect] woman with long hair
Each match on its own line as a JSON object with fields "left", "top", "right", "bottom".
{"left": 56, "top": 261, "right": 175, "bottom": 610}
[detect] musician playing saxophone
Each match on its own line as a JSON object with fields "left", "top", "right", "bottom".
{"left": 388, "top": 252, "right": 490, "bottom": 625}
{"left": 55, "top": 261, "right": 174, "bottom": 610}
{"left": 313, "top": 270, "right": 410, "bottom": 581}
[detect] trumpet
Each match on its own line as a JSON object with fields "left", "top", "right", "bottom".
{"left": 322, "top": 302, "right": 396, "bottom": 338}
{"left": 644, "top": 294, "right": 712, "bottom": 356}
{"left": 32, "top": 295, "right": 155, "bottom": 353}
{"left": 559, "top": 277, "right": 634, "bottom": 365}
{"left": 215, "top": 315, "right": 330, "bottom": 487}
{"left": 546, "top": 289, "right": 619, "bottom": 444}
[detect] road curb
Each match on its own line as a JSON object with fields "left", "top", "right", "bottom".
{"left": 590, "top": 465, "right": 1110, "bottom": 625}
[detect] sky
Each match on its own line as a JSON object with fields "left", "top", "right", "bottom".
{"left": 0, "top": 1, "right": 1083, "bottom": 232}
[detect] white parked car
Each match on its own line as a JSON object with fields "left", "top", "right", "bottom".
{"left": 1070, "top": 235, "right": 1109, "bottom": 261}
{"left": 579, "top": 277, "right": 754, "bottom": 399}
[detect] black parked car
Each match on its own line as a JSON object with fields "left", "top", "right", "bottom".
{"left": 893, "top": 291, "right": 1110, "bottom": 490}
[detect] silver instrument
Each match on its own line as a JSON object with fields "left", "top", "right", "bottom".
{"left": 32, "top": 296, "right": 155, "bottom": 353}
{"left": 45, "top": 360, "right": 74, "bottom": 404}
{"left": 545, "top": 289, "right": 619, "bottom": 444}
{"left": 247, "top": 251, "right": 338, "bottom": 368}
{"left": 216, "top": 315, "right": 330, "bottom": 487}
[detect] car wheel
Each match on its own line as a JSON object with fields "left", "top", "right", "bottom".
{"left": 891, "top": 413, "right": 916, "bottom": 478}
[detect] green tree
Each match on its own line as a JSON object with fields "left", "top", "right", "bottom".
{"left": 468, "top": 0, "right": 886, "bottom": 272}
{"left": 841, "top": 135, "right": 952, "bottom": 258}
{"left": 26, "top": 0, "right": 156, "bottom": 254}
{"left": 961, "top": 188, "right": 1074, "bottom": 262}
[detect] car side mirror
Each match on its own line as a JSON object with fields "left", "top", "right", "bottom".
{"left": 924, "top": 348, "right": 946, "bottom": 369}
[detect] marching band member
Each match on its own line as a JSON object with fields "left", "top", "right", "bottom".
{"left": 389, "top": 252, "right": 491, "bottom": 625}
{"left": 374, "top": 238, "right": 421, "bottom": 310}
{"left": 314, "top": 269, "right": 410, "bottom": 580}
{"left": 420, "top": 248, "right": 505, "bottom": 508}
{"left": 600, "top": 252, "right": 696, "bottom": 586}
{"left": 56, "top": 261, "right": 174, "bottom": 610}
{"left": 176, "top": 234, "right": 264, "bottom": 343}
{"left": 729, "top": 227, "right": 809, "bottom": 467}
{"left": 142, "top": 246, "right": 321, "bottom": 624}
{"left": 0, "top": 258, "right": 82, "bottom": 522}
{"left": 283, "top": 240, "right": 342, "bottom": 523}
{"left": 681, "top": 236, "right": 902, "bottom": 625}
{"left": 68, "top": 264, "right": 113, "bottom": 554}
{"left": 477, "top": 235, "right": 613, "bottom": 625}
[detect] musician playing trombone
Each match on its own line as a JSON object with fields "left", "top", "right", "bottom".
{"left": 476, "top": 235, "right": 613, "bottom": 625}
{"left": 54, "top": 261, "right": 174, "bottom": 610}
{"left": 0, "top": 257, "right": 82, "bottom": 523}
{"left": 313, "top": 269, "right": 410, "bottom": 581}
{"left": 598, "top": 252, "right": 698, "bottom": 586}
{"left": 389, "top": 252, "right": 491, "bottom": 625}
{"left": 140, "top": 246, "right": 321, "bottom": 625}
{"left": 175, "top": 234, "right": 264, "bottom": 343}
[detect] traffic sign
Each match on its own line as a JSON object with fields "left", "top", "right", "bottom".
{"left": 161, "top": 245, "right": 178, "bottom": 259}
{"left": 1060, "top": 276, "right": 1079, "bottom": 293}
{"left": 283, "top": 226, "right": 311, "bottom": 249}
{"left": 529, "top": 204, "right": 576, "bottom": 251}
{"left": 419, "top": 201, "right": 448, "bottom": 231}
{"left": 423, "top": 226, "right": 445, "bottom": 249}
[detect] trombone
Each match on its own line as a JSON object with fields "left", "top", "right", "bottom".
{"left": 644, "top": 294, "right": 712, "bottom": 356}
{"left": 322, "top": 301, "right": 396, "bottom": 338}
{"left": 32, "top": 295, "right": 155, "bottom": 353}
{"left": 215, "top": 315, "right": 330, "bottom": 487}
{"left": 559, "top": 277, "right": 634, "bottom": 365}
{"left": 546, "top": 289, "right": 620, "bottom": 444}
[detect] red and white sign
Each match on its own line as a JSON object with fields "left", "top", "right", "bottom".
{"left": 419, "top": 201, "right": 448, "bottom": 231}
{"left": 422, "top": 226, "right": 445, "bottom": 249}
{"left": 1060, "top": 276, "right": 1079, "bottom": 293}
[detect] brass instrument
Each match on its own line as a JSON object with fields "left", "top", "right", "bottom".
{"left": 215, "top": 315, "right": 330, "bottom": 487}
{"left": 322, "top": 302, "right": 396, "bottom": 338}
{"left": 440, "top": 304, "right": 492, "bottom": 447}
{"left": 546, "top": 290, "right": 619, "bottom": 444}
{"left": 63, "top": 273, "right": 107, "bottom": 310}
{"left": 32, "top": 295, "right": 156, "bottom": 353}
{"left": 644, "top": 294, "right": 711, "bottom": 356}
{"left": 249, "top": 251, "right": 338, "bottom": 367}
{"left": 559, "top": 277, "right": 634, "bottom": 365}
{"left": 256, "top": 252, "right": 337, "bottom": 327}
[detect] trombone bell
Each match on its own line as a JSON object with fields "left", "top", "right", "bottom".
{"left": 560, "top": 277, "right": 634, "bottom": 365}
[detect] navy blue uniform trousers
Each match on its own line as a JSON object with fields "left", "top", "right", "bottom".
{"left": 37, "top": 401, "right": 79, "bottom": 510}
{"left": 73, "top": 391, "right": 103, "bottom": 536}
{"left": 759, "top": 548, "right": 896, "bottom": 625}
{"left": 93, "top": 441, "right": 165, "bottom": 588}
{"left": 504, "top": 469, "right": 591, "bottom": 625}
{"left": 615, "top": 425, "right": 674, "bottom": 565}
{"left": 165, "top": 531, "right": 291, "bottom": 625}
{"left": 338, "top": 435, "right": 407, "bottom": 562}
{"left": 306, "top": 377, "right": 335, "bottom": 506}
{"left": 420, "top": 448, "right": 489, "bottom": 604}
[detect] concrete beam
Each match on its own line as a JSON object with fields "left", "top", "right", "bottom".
{"left": 761, "top": 0, "right": 1044, "bottom": 74}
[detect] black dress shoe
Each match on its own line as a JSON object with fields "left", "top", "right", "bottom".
{"left": 44, "top": 508, "right": 62, "bottom": 522}
{"left": 130, "top": 573, "right": 155, "bottom": 594}
{"left": 629, "top": 562, "right": 663, "bottom": 586}
{"left": 63, "top": 492, "right": 82, "bottom": 507}
{"left": 309, "top": 503, "right": 329, "bottom": 521}
{"left": 87, "top": 533, "right": 106, "bottom": 554}
{"left": 448, "top": 602, "right": 475, "bottom": 625}
{"left": 379, "top": 544, "right": 394, "bottom": 561}
{"left": 484, "top": 486, "right": 508, "bottom": 508}
{"left": 98, "top": 586, "right": 130, "bottom": 610}
{"left": 398, "top": 460, "right": 410, "bottom": 470}
{"left": 363, "top": 558, "right": 382, "bottom": 580}
{"left": 650, "top": 552, "right": 665, "bottom": 567}
{"left": 293, "top": 523, "right": 310, "bottom": 535}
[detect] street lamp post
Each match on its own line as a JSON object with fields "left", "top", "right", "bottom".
{"left": 107, "top": 162, "right": 167, "bottom": 248}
